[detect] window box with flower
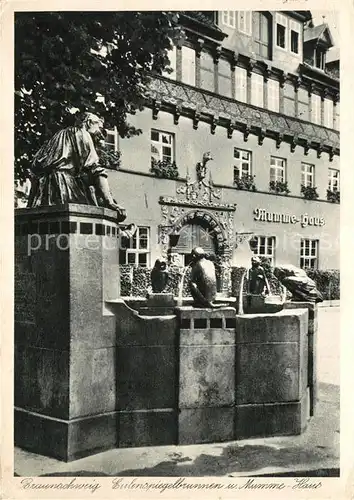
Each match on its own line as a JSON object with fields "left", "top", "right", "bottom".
{"left": 327, "top": 189, "right": 340, "bottom": 203}
{"left": 234, "top": 174, "right": 257, "bottom": 191}
{"left": 269, "top": 180, "right": 290, "bottom": 195}
{"left": 301, "top": 185, "right": 319, "bottom": 200}
{"left": 150, "top": 158, "right": 179, "bottom": 179}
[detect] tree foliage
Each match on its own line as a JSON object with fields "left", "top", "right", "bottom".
{"left": 15, "top": 11, "right": 181, "bottom": 181}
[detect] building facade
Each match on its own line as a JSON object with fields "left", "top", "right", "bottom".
{"left": 105, "top": 11, "right": 340, "bottom": 275}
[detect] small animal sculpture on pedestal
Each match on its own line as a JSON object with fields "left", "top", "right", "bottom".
{"left": 189, "top": 247, "right": 223, "bottom": 308}
{"left": 248, "top": 256, "right": 271, "bottom": 295}
{"left": 150, "top": 259, "right": 169, "bottom": 293}
{"left": 274, "top": 264, "right": 323, "bottom": 303}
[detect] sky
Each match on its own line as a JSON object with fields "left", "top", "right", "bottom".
{"left": 312, "top": 10, "right": 340, "bottom": 49}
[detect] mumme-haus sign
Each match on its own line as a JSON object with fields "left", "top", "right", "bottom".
{"left": 254, "top": 208, "right": 325, "bottom": 228}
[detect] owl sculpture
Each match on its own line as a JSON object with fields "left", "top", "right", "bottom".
{"left": 151, "top": 259, "right": 169, "bottom": 293}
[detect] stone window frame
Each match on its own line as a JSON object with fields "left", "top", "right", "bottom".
{"left": 119, "top": 226, "right": 151, "bottom": 268}
{"left": 328, "top": 168, "right": 340, "bottom": 192}
{"left": 267, "top": 78, "right": 280, "bottom": 112}
{"left": 270, "top": 156, "right": 286, "bottom": 183}
{"left": 300, "top": 239, "right": 319, "bottom": 270}
{"left": 275, "top": 13, "right": 288, "bottom": 51}
{"left": 311, "top": 92, "right": 322, "bottom": 125}
{"left": 301, "top": 162, "right": 315, "bottom": 188}
{"left": 251, "top": 71, "right": 264, "bottom": 107}
{"left": 235, "top": 66, "right": 248, "bottom": 103}
{"left": 181, "top": 45, "right": 196, "bottom": 86}
{"left": 251, "top": 235, "right": 276, "bottom": 265}
{"left": 238, "top": 11, "right": 252, "bottom": 36}
{"left": 233, "top": 147, "right": 252, "bottom": 180}
{"left": 150, "top": 129, "right": 175, "bottom": 164}
{"left": 323, "top": 97, "right": 334, "bottom": 129}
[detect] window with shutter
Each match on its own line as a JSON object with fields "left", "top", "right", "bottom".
{"left": 254, "top": 11, "right": 271, "bottom": 59}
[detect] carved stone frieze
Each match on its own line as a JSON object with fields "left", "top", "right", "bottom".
{"left": 158, "top": 170, "right": 237, "bottom": 276}
{"left": 148, "top": 77, "right": 339, "bottom": 154}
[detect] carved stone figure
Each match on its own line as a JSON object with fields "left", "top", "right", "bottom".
{"left": 151, "top": 259, "right": 169, "bottom": 293}
{"left": 196, "top": 151, "right": 213, "bottom": 181}
{"left": 189, "top": 247, "right": 220, "bottom": 308}
{"left": 27, "top": 112, "right": 126, "bottom": 221}
{"left": 274, "top": 264, "right": 323, "bottom": 303}
{"left": 248, "top": 256, "right": 271, "bottom": 295}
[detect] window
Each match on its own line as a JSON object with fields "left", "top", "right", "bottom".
{"left": 323, "top": 98, "right": 334, "bottom": 128}
{"left": 235, "top": 66, "right": 247, "bottom": 103}
{"left": 276, "top": 14, "right": 301, "bottom": 55}
{"left": 151, "top": 130, "right": 174, "bottom": 164}
{"left": 104, "top": 127, "right": 119, "bottom": 151}
{"left": 251, "top": 72, "right": 264, "bottom": 107}
{"left": 276, "top": 14, "right": 288, "bottom": 49}
{"left": 315, "top": 49, "right": 326, "bottom": 70}
{"left": 290, "top": 30, "right": 299, "bottom": 53}
{"left": 222, "top": 11, "right": 252, "bottom": 34}
{"left": 298, "top": 87, "right": 309, "bottom": 121}
{"left": 289, "top": 20, "right": 301, "bottom": 55}
{"left": 311, "top": 93, "right": 321, "bottom": 125}
{"left": 181, "top": 46, "right": 196, "bottom": 86}
{"left": 276, "top": 23, "right": 286, "bottom": 49}
{"left": 300, "top": 239, "right": 319, "bottom": 270}
{"left": 251, "top": 236, "right": 276, "bottom": 265}
{"left": 119, "top": 227, "right": 150, "bottom": 267}
{"left": 162, "top": 45, "right": 176, "bottom": 79}
{"left": 234, "top": 148, "right": 251, "bottom": 180}
{"left": 328, "top": 169, "right": 340, "bottom": 191}
{"left": 270, "top": 157, "right": 286, "bottom": 183}
{"left": 238, "top": 11, "right": 252, "bottom": 35}
{"left": 301, "top": 163, "right": 315, "bottom": 187}
{"left": 222, "top": 11, "right": 236, "bottom": 28}
{"left": 267, "top": 79, "right": 280, "bottom": 112}
{"left": 200, "top": 51, "right": 215, "bottom": 92}
{"left": 218, "top": 58, "right": 232, "bottom": 97}
{"left": 335, "top": 101, "right": 340, "bottom": 131}
{"left": 283, "top": 82, "right": 295, "bottom": 117}
{"left": 254, "top": 11, "right": 271, "bottom": 59}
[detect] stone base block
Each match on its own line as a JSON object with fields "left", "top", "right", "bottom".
{"left": 118, "top": 410, "right": 177, "bottom": 448}
{"left": 178, "top": 407, "right": 234, "bottom": 445}
{"left": 14, "top": 408, "right": 118, "bottom": 462}
{"left": 139, "top": 307, "right": 175, "bottom": 316}
{"left": 146, "top": 293, "right": 175, "bottom": 307}
{"left": 235, "top": 392, "right": 309, "bottom": 439}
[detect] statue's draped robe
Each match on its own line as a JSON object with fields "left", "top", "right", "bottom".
{"left": 27, "top": 126, "right": 107, "bottom": 207}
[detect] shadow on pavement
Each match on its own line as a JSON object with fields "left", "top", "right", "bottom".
{"left": 35, "top": 441, "right": 338, "bottom": 477}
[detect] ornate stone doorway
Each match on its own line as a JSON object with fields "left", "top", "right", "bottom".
{"left": 157, "top": 154, "right": 237, "bottom": 294}
{"left": 173, "top": 221, "right": 217, "bottom": 267}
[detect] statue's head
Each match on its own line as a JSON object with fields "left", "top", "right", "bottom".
{"left": 202, "top": 151, "right": 213, "bottom": 163}
{"left": 153, "top": 259, "right": 167, "bottom": 270}
{"left": 251, "top": 256, "right": 261, "bottom": 267}
{"left": 75, "top": 112, "right": 104, "bottom": 136}
{"left": 191, "top": 247, "right": 206, "bottom": 261}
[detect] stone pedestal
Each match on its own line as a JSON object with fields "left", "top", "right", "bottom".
{"left": 15, "top": 204, "right": 121, "bottom": 461}
{"left": 139, "top": 293, "right": 175, "bottom": 316}
{"left": 176, "top": 307, "right": 237, "bottom": 444}
{"left": 284, "top": 302, "right": 318, "bottom": 415}
{"left": 235, "top": 308, "right": 310, "bottom": 438}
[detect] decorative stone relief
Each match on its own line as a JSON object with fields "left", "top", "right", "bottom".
{"left": 158, "top": 162, "right": 237, "bottom": 294}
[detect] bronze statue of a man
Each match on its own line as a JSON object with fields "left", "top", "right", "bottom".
{"left": 27, "top": 112, "right": 126, "bottom": 221}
